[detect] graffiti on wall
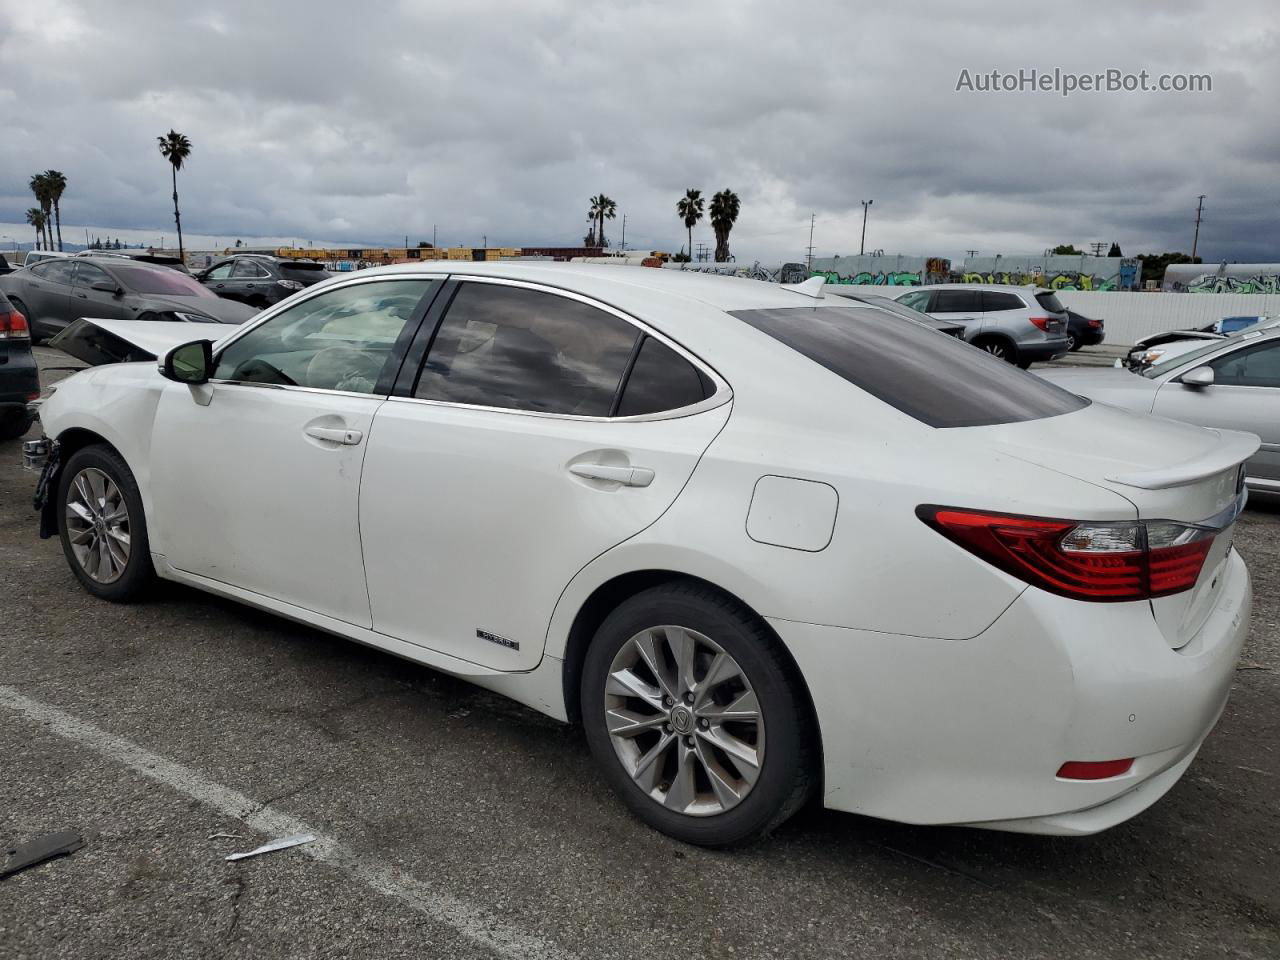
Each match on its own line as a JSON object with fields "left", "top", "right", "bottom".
{"left": 961, "top": 270, "right": 1122, "bottom": 291}
{"left": 668, "top": 261, "right": 811, "bottom": 284}
{"left": 1185, "top": 273, "right": 1280, "bottom": 294}
{"left": 811, "top": 270, "right": 922, "bottom": 286}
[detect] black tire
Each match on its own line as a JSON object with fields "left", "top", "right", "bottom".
{"left": 974, "top": 336, "right": 1018, "bottom": 365}
{"left": 581, "top": 581, "right": 816, "bottom": 847}
{"left": 10, "top": 297, "right": 38, "bottom": 344}
{"left": 56, "top": 443, "right": 155, "bottom": 602}
{"left": 0, "top": 408, "right": 32, "bottom": 441}
{"left": 1067, "top": 333, "right": 1081, "bottom": 352}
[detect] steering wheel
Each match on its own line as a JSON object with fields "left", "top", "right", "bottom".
{"left": 230, "top": 357, "right": 297, "bottom": 386}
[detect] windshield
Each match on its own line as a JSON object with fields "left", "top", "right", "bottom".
{"left": 111, "top": 264, "right": 217, "bottom": 298}
{"left": 731, "top": 305, "right": 1087, "bottom": 428}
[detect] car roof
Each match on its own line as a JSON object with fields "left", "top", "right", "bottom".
{"left": 347, "top": 260, "right": 833, "bottom": 312}
{"left": 912, "top": 283, "right": 1046, "bottom": 293}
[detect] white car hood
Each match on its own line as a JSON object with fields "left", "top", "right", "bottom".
{"left": 1035, "top": 366, "right": 1160, "bottom": 407}
{"left": 64, "top": 317, "right": 227, "bottom": 357}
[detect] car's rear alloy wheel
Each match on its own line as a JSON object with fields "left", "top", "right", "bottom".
{"left": 582, "top": 582, "right": 815, "bottom": 847}
{"left": 65, "top": 467, "right": 131, "bottom": 584}
{"left": 604, "top": 625, "right": 764, "bottom": 816}
{"left": 57, "top": 444, "right": 155, "bottom": 601}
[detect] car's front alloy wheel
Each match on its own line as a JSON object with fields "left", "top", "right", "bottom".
{"left": 604, "top": 625, "right": 764, "bottom": 816}
{"left": 57, "top": 444, "right": 155, "bottom": 601}
{"left": 65, "top": 467, "right": 132, "bottom": 584}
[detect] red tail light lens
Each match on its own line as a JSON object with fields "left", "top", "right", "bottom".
{"left": 0, "top": 308, "right": 29, "bottom": 339}
{"left": 1057, "top": 758, "right": 1134, "bottom": 780}
{"left": 917, "top": 506, "right": 1215, "bottom": 602}
{"left": 1028, "top": 316, "right": 1054, "bottom": 331}
{"left": 1087, "top": 319, "right": 1103, "bottom": 328}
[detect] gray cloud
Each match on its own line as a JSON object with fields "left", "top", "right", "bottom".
{"left": 1, "top": 0, "right": 1276, "bottom": 263}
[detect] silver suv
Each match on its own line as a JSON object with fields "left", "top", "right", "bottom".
{"left": 894, "top": 284, "right": 1070, "bottom": 367}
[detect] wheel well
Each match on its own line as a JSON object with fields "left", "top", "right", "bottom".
{"left": 559, "top": 571, "right": 823, "bottom": 764}
{"left": 40, "top": 428, "right": 118, "bottom": 536}
{"left": 972, "top": 332, "right": 1016, "bottom": 348}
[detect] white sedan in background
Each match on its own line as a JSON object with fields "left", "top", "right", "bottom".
{"left": 31, "top": 263, "right": 1254, "bottom": 845}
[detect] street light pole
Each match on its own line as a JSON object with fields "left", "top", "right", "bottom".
{"left": 860, "top": 200, "right": 873, "bottom": 256}
{"left": 1192, "top": 194, "right": 1206, "bottom": 260}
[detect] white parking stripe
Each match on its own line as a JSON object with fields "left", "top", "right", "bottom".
{"left": 0, "top": 685, "right": 572, "bottom": 960}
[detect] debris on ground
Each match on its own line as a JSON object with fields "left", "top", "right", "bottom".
{"left": 1, "top": 831, "right": 85, "bottom": 880}
{"left": 225, "top": 834, "right": 316, "bottom": 862}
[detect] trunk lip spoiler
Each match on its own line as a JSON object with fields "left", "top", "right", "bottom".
{"left": 1104, "top": 429, "right": 1260, "bottom": 491}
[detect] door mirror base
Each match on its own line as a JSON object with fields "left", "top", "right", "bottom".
{"left": 160, "top": 339, "right": 215, "bottom": 385}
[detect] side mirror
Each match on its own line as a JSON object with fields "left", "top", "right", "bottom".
{"left": 1181, "top": 367, "right": 1215, "bottom": 388}
{"left": 91, "top": 279, "right": 122, "bottom": 294}
{"left": 161, "top": 339, "right": 214, "bottom": 384}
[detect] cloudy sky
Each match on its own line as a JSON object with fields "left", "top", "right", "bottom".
{"left": 2, "top": 0, "right": 1277, "bottom": 263}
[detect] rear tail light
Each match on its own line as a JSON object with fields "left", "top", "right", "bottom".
{"left": 1028, "top": 316, "right": 1055, "bottom": 331}
{"left": 0, "top": 307, "right": 29, "bottom": 339}
{"left": 916, "top": 506, "right": 1216, "bottom": 601}
{"left": 1087, "top": 318, "right": 1103, "bottom": 328}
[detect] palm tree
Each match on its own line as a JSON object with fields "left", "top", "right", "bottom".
{"left": 157, "top": 130, "right": 193, "bottom": 258}
{"left": 709, "top": 189, "right": 741, "bottom": 262}
{"left": 25, "top": 208, "right": 46, "bottom": 250}
{"left": 29, "top": 173, "right": 53, "bottom": 250}
{"left": 43, "top": 169, "right": 67, "bottom": 251}
{"left": 588, "top": 194, "right": 617, "bottom": 249}
{"left": 676, "top": 188, "right": 704, "bottom": 262}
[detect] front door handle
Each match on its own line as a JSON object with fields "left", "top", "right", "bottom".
{"left": 305, "top": 425, "right": 363, "bottom": 445}
{"left": 568, "top": 463, "right": 655, "bottom": 487}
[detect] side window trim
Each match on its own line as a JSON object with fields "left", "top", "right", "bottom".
{"left": 388, "top": 274, "right": 730, "bottom": 421}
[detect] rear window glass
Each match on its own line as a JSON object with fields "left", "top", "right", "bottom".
{"left": 112, "top": 265, "right": 217, "bottom": 298}
{"left": 617, "top": 336, "right": 710, "bottom": 416}
{"left": 730, "top": 305, "right": 1088, "bottom": 428}
{"left": 1035, "top": 291, "right": 1066, "bottom": 313}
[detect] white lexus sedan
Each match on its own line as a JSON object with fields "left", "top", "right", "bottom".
{"left": 31, "top": 263, "right": 1255, "bottom": 845}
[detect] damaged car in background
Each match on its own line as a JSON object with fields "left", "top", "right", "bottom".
{"left": 0, "top": 255, "right": 258, "bottom": 345}
{"left": 23, "top": 263, "right": 1258, "bottom": 846}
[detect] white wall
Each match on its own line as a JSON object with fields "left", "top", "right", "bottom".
{"left": 831, "top": 286, "right": 1280, "bottom": 345}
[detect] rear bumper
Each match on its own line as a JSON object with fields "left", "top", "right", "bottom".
{"left": 771, "top": 548, "right": 1250, "bottom": 834}
{"left": 1019, "top": 339, "right": 1071, "bottom": 362}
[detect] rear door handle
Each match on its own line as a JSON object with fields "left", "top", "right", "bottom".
{"left": 568, "top": 463, "right": 655, "bottom": 487}
{"left": 305, "top": 425, "right": 363, "bottom": 445}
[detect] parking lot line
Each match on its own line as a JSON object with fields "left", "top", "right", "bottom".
{"left": 0, "top": 684, "right": 573, "bottom": 960}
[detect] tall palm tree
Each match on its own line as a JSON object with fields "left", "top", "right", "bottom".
{"left": 25, "top": 208, "right": 47, "bottom": 249}
{"left": 29, "top": 173, "right": 53, "bottom": 250}
{"left": 588, "top": 194, "right": 617, "bottom": 249}
{"left": 709, "top": 189, "right": 741, "bottom": 263}
{"left": 157, "top": 130, "right": 193, "bottom": 258}
{"left": 43, "top": 169, "right": 67, "bottom": 251}
{"left": 676, "top": 188, "right": 704, "bottom": 262}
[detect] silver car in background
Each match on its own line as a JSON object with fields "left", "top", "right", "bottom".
{"left": 1039, "top": 326, "right": 1280, "bottom": 493}
{"left": 894, "top": 284, "right": 1070, "bottom": 367}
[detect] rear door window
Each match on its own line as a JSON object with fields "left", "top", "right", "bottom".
{"left": 616, "top": 336, "right": 710, "bottom": 416}
{"left": 414, "top": 282, "right": 638, "bottom": 416}
{"left": 232, "top": 259, "right": 269, "bottom": 279}
{"left": 730, "top": 305, "right": 1088, "bottom": 428}
{"left": 981, "top": 292, "right": 1025, "bottom": 311}
{"left": 72, "top": 262, "right": 113, "bottom": 288}
{"left": 931, "top": 290, "right": 983, "bottom": 314}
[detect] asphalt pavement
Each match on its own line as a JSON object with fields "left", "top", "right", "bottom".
{"left": 0, "top": 347, "right": 1276, "bottom": 959}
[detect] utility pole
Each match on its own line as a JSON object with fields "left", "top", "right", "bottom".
{"left": 860, "top": 200, "right": 873, "bottom": 256}
{"left": 433, "top": 224, "right": 437, "bottom": 248}
{"left": 806, "top": 213, "right": 816, "bottom": 271}
{"left": 966, "top": 249, "right": 979, "bottom": 258}
{"left": 482, "top": 234, "right": 487, "bottom": 249}
{"left": 1192, "top": 195, "right": 1206, "bottom": 259}
{"left": 1089, "top": 241, "right": 1107, "bottom": 257}
{"left": 621, "top": 214, "right": 626, "bottom": 252}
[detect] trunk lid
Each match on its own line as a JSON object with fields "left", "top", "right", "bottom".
{"left": 973, "top": 402, "right": 1257, "bottom": 648}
